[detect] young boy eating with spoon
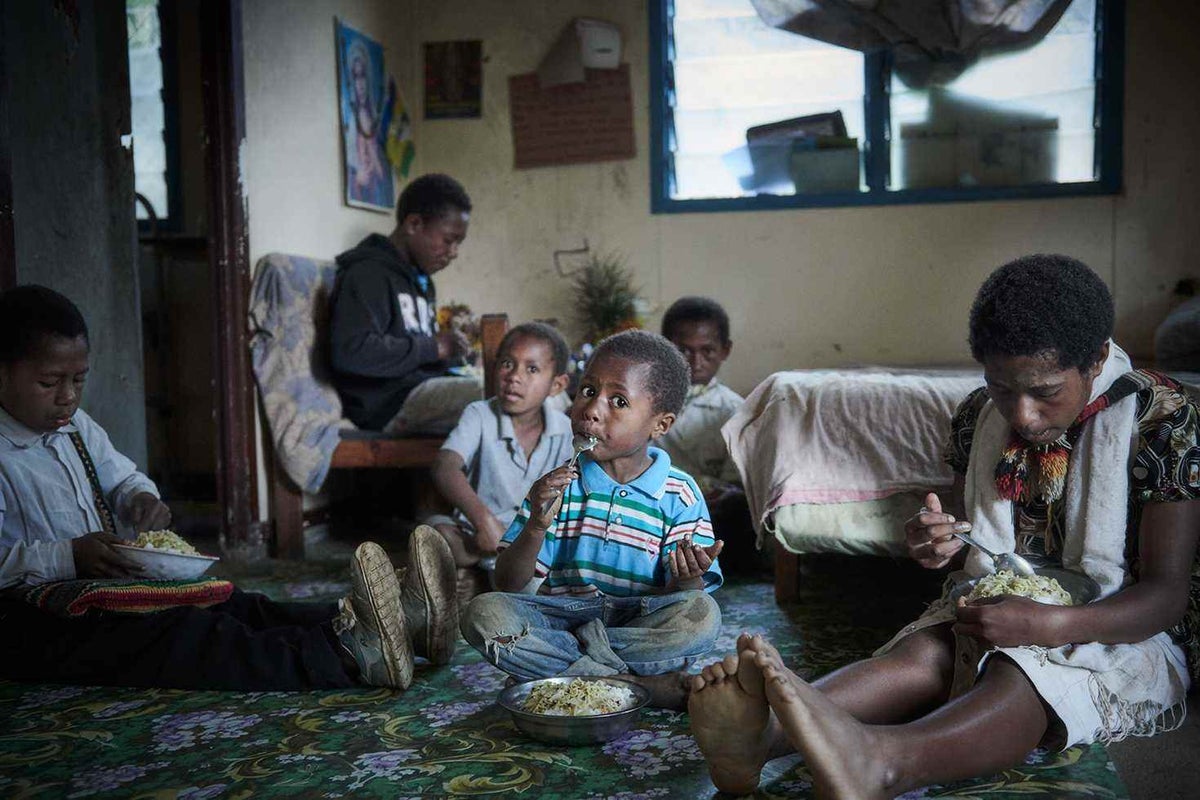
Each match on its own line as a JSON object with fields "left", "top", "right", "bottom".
{"left": 460, "top": 330, "right": 725, "bottom": 709}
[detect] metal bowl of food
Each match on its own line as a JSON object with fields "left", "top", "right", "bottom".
{"left": 956, "top": 565, "right": 1100, "bottom": 606}
{"left": 497, "top": 676, "right": 650, "bottom": 746}
{"left": 1032, "top": 567, "right": 1100, "bottom": 604}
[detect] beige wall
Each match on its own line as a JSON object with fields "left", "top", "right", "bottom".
{"left": 243, "top": 0, "right": 414, "bottom": 264}
{"left": 244, "top": 1, "right": 1199, "bottom": 394}
{"left": 405, "top": 1, "right": 1200, "bottom": 395}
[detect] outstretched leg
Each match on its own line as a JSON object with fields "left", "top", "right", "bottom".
{"left": 714, "top": 627, "right": 956, "bottom": 731}
{"left": 756, "top": 636, "right": 1048, "bottom": 799}
{"left": 612, "top": 671, "right": 692, "bottom": 711}
{"left": 688, "top": 633, "right": 780, "bottom": 795}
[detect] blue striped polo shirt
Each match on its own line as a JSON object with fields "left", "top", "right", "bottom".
{"left": 499, "top": 447, "right": 723, "bottom": 597}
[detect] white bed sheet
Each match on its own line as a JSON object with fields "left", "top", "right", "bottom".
{"left": 724, "top": 367, "right": 984, "bottom": 553}
{"left": 733, "top": 368, "right": 1199, "bottom": 558}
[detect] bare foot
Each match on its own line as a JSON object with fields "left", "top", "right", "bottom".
{"left": 688, "top": 633, "right": 773, "bottom": 795}
{"left": 690, "top": 652, "right": 740, "bottom": 694}
{"left": 757, "top": 635, "right": 894, "bottom": 800}
{"left": 613, "top": 671, "right": 691, "bottom": 710}
{"left": 692, "top": 633, "right": 762, "bottom": 695}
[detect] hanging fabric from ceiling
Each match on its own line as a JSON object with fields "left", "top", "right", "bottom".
{"left": 749, "top": 0, "right": 1074, "bottom": 87}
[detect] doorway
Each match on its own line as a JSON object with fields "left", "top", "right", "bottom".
{"left": 128, "top": 0, "right": 260, "bottom": 554}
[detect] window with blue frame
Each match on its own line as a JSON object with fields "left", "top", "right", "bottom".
{"left": 127, "top": 0, "right": 180, "bottom": 230}
{"left": 649, "top": 0, "right": 1123, "bottom": 213}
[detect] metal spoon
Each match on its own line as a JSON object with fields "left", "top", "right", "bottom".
{"left": 539, "top": 434, "right": 598, "bottom": 515}
{"left": 951, "top": 531, "right": 1038, "bottom": 577}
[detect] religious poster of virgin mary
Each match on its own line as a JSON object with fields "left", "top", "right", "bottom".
{"left": 336, "top": 19, "right": 394, "bottom": 212}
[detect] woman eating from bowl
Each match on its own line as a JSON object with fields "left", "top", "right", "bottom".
{"left": 688, "top": 253, "right": 1200, "bottom": 799}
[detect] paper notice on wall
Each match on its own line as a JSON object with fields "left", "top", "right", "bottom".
{"left": 509, "top": 64, "right": 635, "bottom": 169}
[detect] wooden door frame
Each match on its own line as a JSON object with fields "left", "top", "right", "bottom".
{"left": 200, "top": 0, "right": 263, "bottom": 556}
{"left": 1, "top": 1, "right": 261, "bottom": 550}
{"left": 0, "top": 8, "right": 15, "bottom": 291}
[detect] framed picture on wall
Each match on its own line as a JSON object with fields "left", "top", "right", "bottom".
{"left": 424, "top": 40, "right": 482, "bottom": 119}
{"left": 336, "top": 19, "right": 394, "bottom": 212}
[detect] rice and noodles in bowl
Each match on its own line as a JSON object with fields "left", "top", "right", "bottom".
{"left": 965, "top": 569, "right": 1075, "bottom": 606}
{"left": 521, "top": 678, "right": 637, "bottom": 716}
{"left": 132, "top": 530, "right": 199, "bottom": 556}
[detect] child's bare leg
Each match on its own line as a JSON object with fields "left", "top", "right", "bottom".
{"left": 759, "top": 625, "right": 957, "bottom": 725}
{"left": 762, "top": 644, "right": 1047, "bottom": 800}
{"left": 612, "top": 671, "right": 692, "bottom": 711}
{"left": 688, "top": 633, "right": 783, "bottom": 795}
{"left": 434, "top": 523, "right": 479, "bottom": 568}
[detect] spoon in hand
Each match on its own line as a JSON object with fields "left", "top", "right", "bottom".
{"left": 951, "top": 531, "right": 1037, "bottom": 577}
{"left": 539, "top": 433, "right": 598, "bottom": 516}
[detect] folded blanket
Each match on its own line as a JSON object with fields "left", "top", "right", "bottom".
{"left": 723, "top": 367, "right": 983, "bottom": 530}
{"left": 21, "top": 577, "right": 235, "bottom": 617}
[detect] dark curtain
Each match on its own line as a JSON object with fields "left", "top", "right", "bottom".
{"left": 749, "top": 0, "right": 1074, "bottom": 87}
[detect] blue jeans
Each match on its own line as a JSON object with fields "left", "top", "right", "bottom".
{"left": 460, "top": 590, "right": 722, "bottom": 679}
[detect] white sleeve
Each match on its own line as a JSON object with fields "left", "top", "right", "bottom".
{"left": 0, "top": 493, "right": 77, "bottom": 589}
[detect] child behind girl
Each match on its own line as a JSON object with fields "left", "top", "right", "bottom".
{"left": 428, "top": 322, "right": 573, "bottom": 594}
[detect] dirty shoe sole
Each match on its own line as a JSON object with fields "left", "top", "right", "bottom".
{"left": 351, "top": 541, "right": 414, "bottom": 688}
{"left": 403, "top": 525, "right": 459, "bottom": 664}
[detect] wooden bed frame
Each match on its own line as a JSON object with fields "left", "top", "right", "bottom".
{"left": 774, "top": 539, "right": 802, "bottom": 603}
{"left": 267, "top": 313, "right": 509, "bottom": 558}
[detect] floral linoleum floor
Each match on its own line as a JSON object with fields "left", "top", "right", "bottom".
{"left": 0, "top": 550, "right": 1126, "bottom": 799}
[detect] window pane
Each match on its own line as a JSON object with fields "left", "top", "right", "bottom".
{"left": 127, "top": 0, "right": 168, "bottom": 221}
{"left": 889, "top": 0, "right": 1097, "bottom": 190}
{"left": 670, "top": 0, "right": 865, "bottom": 200}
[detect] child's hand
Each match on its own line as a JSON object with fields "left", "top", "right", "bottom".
{"left": 664, "top": 536, "right": 724, "bottom": 590}
{"left": 436, "top": 329, "right": 471, "bottom": 361}
{"left": 953, "top": 595, "right": 1066, "bottom": 649}
{"left": 905, "top": 492, "right": 968, "bottom": 569}
{"left": 72, "top": 532, "right": 143, "bottom": 578}
{"left": 525, "top": 464, "right": 579, "bottom": 531}
{"left": 126, "top": 492, "right": 172, "bottom": 533}
{"left": 475, "top": 514, "right": 506, "bottom": 555}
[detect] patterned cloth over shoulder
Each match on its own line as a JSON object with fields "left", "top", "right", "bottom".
{"left": 945, "top": 370, "right": 1200, "bottom": 682}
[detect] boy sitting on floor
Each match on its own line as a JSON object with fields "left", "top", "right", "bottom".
{"left": 659, "top": 297, "right": 758, "bottom": 572}
{"left": 329, "top": 173, "right": 477, "bottom": 434}
{"left": 0, "top": 285, "right": 456, "bottom": 691}
{"left": 428, "top": 322, "right": 574, "bottom": 594}
{"left": 460, "top": 330, "right": 725, "bottom": 709}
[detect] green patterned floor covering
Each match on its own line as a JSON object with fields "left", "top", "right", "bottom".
{"left": 0, "top": 555, "right": 1127, "bottom": 799}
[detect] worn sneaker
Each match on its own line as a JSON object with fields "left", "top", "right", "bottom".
{"left": 332, "top": 541, "right": 414, "bottom": 689}
{"left": 399, "top": 525, "right": 459, "bottom": 665}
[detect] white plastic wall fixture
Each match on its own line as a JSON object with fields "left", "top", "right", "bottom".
{"left": 536, "top": 18, "right": 622, "bottom": 87}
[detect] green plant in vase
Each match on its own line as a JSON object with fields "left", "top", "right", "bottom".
{"left": 571, "top": 252, "right": 643, "bottom": 345}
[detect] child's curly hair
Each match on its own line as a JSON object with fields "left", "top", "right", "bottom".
{"left": 499, "top": 322, "right": 570, "bottom": 375}
{"left": 396, "top": 173, "right": 471, "bottom": 223}
{"left": 661, "top": 296, "right": 731, "bottom": 345}
{"left": 969, "top": 254, "right": 1113, "bottom": 371}
{"left": 591, "top": 330, "right": 690, "bottom": 415}
{"left": 0, "top": 285, "right": 89, "bottom": 363}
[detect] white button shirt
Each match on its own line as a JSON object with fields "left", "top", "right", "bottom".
{"left": 658, "top": 378, "right": 744, "bottom": 488}
{"left": 441, "top": 398, "right": 575, "bottom": 530}
{"left": 0, "top": 406, "right": 158, "bottom": 589}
